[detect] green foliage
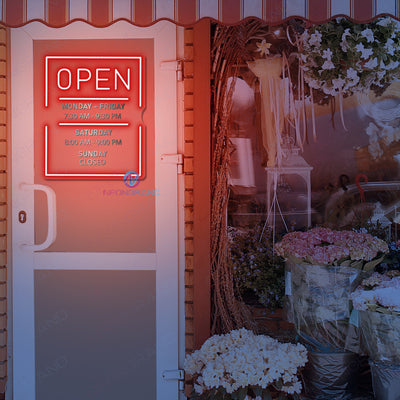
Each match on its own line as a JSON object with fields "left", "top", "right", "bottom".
{"left": 229, "top": 224, "right": 285, "bottom": 309}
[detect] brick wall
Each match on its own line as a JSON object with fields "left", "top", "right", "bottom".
{"left": 183, "top": 21, "right": 211, "bottom": 397}
{"left": 183, "top": 20, "right": 211, "bottom": 358}
{"left": 0, "top": 26, "right": 6, "bottom": 397}
{"left": 184, "top": 26, "right": 195, "bottom": 355}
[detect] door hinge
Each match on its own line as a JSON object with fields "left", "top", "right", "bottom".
{"left": 161, "top": 153, "right": 184, "bottom": 174}
{"left": 160, "top": 59, "right": 184, "bottom": 81}
{"left": 162, "top": 369, "right": 185, "bottom": 391}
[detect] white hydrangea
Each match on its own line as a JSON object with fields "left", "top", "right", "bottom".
{"left": 184, "top": 328, "right": 307, "bottom": 396}
{"left": 351, "top": 274, "right": 400, "bottom": 312}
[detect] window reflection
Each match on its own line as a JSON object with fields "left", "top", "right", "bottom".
{"left": 228, "top": 74, "right": 400, "bottom": 237}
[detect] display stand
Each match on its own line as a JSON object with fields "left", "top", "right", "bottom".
{"left": 265, "top": 147, "right": 313, "bottom": 228}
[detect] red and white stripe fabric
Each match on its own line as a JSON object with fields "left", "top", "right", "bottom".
{"left": 1, "top": 0, "right": 399, "bottom": 27}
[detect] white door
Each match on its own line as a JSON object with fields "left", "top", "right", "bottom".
{"left": 11, "top": 21, "right": 182, "bottom": 400}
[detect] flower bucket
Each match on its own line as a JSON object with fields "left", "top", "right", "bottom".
{"left": 369, "top": 361, "right": 400, "bottom": 400}
{"left": 302, "top": 351, "right": 359, "bottom": 400}
{"left": 286, "top": 261, "right": 364, "bottom": 352}
{"left": 359, "top": 311, "right": 400, "bottom": 364}
{"left": 358, "top": 311, "right": 400, "bottom": 400}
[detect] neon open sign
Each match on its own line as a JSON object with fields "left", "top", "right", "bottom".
{"left": 43, "top": 56, "right": 145, "bottom": 178}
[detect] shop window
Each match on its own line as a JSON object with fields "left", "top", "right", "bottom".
{"left": 218, "top": 19, "right": 400, "bottom": 311}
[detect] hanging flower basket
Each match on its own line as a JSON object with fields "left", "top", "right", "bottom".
{"left": 299, "top": 17, "right": 400, "bottom": 100}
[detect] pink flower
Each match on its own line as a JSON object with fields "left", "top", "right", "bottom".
{"left": 275, "top": 228, "right": 388, "bottom": 266}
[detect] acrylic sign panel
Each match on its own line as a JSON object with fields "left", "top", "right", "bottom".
{"left": 33, "top": 39, "right": 155, "bottom": 252}
{"left": 43, "top": 54, "right": 144, "bottom": 177}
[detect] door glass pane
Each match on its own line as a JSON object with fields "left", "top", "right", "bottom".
{"left": 33, "top": 39, "right": 155, "bottom": 252}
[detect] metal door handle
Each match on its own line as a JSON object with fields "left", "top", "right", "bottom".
{"left": 20, "top": 183, "right": 57, "bottom": 251}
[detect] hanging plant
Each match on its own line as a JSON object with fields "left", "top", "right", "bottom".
{"left": 299, "top": 17, "right": 400, "bottom": 100}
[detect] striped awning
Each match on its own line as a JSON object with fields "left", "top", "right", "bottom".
{"left": 1, "top": 0, "right": 399, "bottom": 27}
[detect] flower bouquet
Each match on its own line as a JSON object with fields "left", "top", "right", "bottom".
{"left": 275, "top": 227, "right": 388, "bottom": 270}
{"left": 275, "top": 228, "right": 388, "bottom": 399}
{"left": 275, "top": 227, "right": 388, "bottom": 350}
{"left": 351, "top": 271, "right": 400, "bottom": 399}
{"left": 184, "top": 328, "right": 307, "bottom": 400}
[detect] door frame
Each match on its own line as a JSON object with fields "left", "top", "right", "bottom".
{"left": 8, "top": 20, "right": 185, "bottom": 400}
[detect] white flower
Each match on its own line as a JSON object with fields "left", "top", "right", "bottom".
{"left": 385, "top": 38, "right": 395, "bottom": 56}
{"left": 340, "top": 28, "right": 351, "bottom": 52}
{"left": 392, "top": 19, "right": 400, "bottom": 30}
{"left": 322, "top": 48, "right": 333, "bottom": 60}
{"left": 342, "top": 28, "right": 351, "bottom": 41}
{"left": 364, "top": 57, "right": 378, "bottom": 69}
{"left": 309, "top": 30, "right": 322, "bottom": 47}
{"left": 321, "top": 60, "right": 335, "bottom": 70}
{"left": 377, "top": 17, "right": 392, "bottom": 27}
{"left": 346, "top": 67, "right": 358, "bottom": 80}
{"left": 394, "top": 128, "right": 400, "bottom": 141}
{"left": 305, "top": 77, "right": 321, "bottom": 89}
{"left": 376, "top": 287, "right": 400, "bottom": 311}
{"left": 321, "top": 84, "right": 338, "bottom": 96}
{"left": 382, "top": 125, "right": 395, "bottom": 145}
{"left": 332, "top": 77, "right": 345, "bottom": 90}
{"left": 361, "top": 28, "right": 375, "bottom": 43}
{"left": 255, "top": 40, "right": 272, "bottom": 57}
{"left": 352, "top": 274, "right": 400, "bottom": 312}
{"left": 374, "top": 70, "right": 386, "bottom": 85}
{"left": 385, "top": 60, "right": 399, "bottom": 70}
{"left": 184, "top": 328, "right": 307, "bottom": 396}
{"left": 194, "top": 383, "right": 204, "bottom": 394}
{"left": 368, "top": 141, "right": 383, "bottom": 159}
{"left": 356, "top": 43, "right": 374, "bottom": 59}
{"left": 366, "top": 122, "right": 379, "bottom": 141}
{"left": 301, "top": 29, "right": 309, "bottom": 40}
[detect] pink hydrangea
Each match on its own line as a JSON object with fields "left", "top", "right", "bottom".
{"left": 275, "top": 227, "right": 388, "bottom": 266}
